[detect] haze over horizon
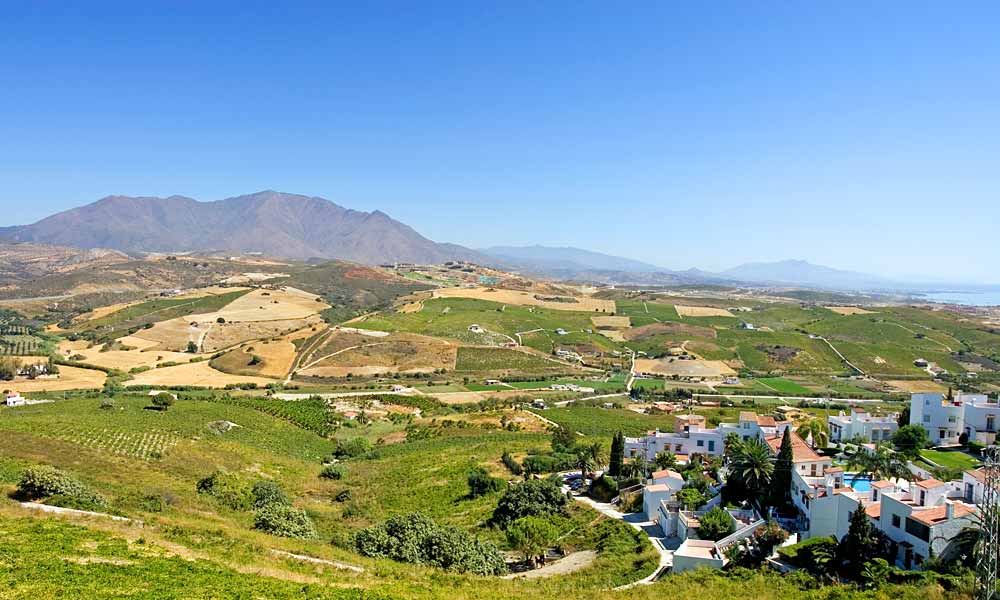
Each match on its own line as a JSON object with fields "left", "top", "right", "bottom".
{"left": 2, "top": 3, "right": 999, "bottom": 282}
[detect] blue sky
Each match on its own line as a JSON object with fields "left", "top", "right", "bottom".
{"left": 1, "top": 2, "right": 998, "bottom": 282}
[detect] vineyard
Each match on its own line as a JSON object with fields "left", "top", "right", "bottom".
{"left": 209, "top": 396, "right": 341, "bottom": 437}
{"left": 29, "top": 424, "right": 181, "bottom": 460}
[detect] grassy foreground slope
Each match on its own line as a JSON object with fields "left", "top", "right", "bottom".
{"left": 0, "top": 394, "right": 970, "bottom": 600}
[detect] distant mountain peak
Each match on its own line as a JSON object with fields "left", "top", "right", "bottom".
{"left": 0, "top": 191, "right": 484, "bottom": 265}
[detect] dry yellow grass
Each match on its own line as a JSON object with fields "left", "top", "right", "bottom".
{"left": 7, "top": 365, "right": 107, "bottom": 392}
{"left": 214, "top": 326, "right": 320, "bottom": 379}
{"left": 431, "top": 286, "right": 615, "bottom": 313}
{"left": 591, "top": 316, "right": 630, "bottom": 328}
{"left": 125, "top": 361, "right": 274, "bottom": 388}
{"left": 210, "top": 287, "right": 327, "bottom": 321}
{"left": 57, "top": 339, "right": 192, "bottom": 371}
{"left": 886, "top": 379, "right": 948, "bottom": 393}
{"left": 825, "top": 306, "right": 876, "bottom": 315}
{"left": 73, "top": 300, "right": 144, "bottom": 323}
{"left": 675, "top": 305, "right": 736, "bottom": 318}
{"left": 634, "top": 357, "right": 736, "bottom": 377}
{"left": 297, "top": 333, "right": 456, "bottom": 378}
{"left": 201, "top": 316, "right": 324, "bottom": 353}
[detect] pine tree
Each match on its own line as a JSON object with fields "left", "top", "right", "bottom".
{"left": 839, "top": 505, "right": 888, "bottom": 578}
{"left": 771, "top": 427, "right": 794, "bottom": 509}
{"left": 609, "top": 431, "right": 624, "bottom": 478}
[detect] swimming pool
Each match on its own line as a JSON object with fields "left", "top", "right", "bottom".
{"left": 846, "top": 474, "right": 873, "bottom": 492}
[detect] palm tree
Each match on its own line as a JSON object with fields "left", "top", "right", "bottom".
{"left": 576, "top": 448, "right": 596, "bottom": 480}
{"left": 732, "top": 438, "right": 775, "bottom": 508}
{"left": 846, "top": 444, "right": 912, "bottom": 483}
{"left": 797, "top": 418, "right": 829, "bottom": 449}
{"left": 723, "top": 432, "right": 745, "bottom": 463}
{"left": 587, "top": 442, "right": 605, "bottom": 473}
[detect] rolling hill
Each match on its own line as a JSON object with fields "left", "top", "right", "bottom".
{"left": 0, "top": 191, "right": 485, "bottom": 264}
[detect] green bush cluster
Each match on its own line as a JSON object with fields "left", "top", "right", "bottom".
{"left": 319, "top": 464, "right": 345, "bottom": 480}
{"left": 489, "top": 477, "right": 566, "bottom": 529}
{"left": 466, "top": 467, "right": 505, "bottom": 498}
{"left": 16, "top": 466, "right": 107, "bottom": 508}
{"left": 253, "top": 503, "right": 316, "bottom": 539}
{"left": 355, "top": 513, "right": 506, "bottom": 575}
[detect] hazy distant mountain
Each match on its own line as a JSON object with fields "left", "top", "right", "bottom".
{"left": 0, "top": 191, "right": 485, "bottom": 264}
{"left": 482, "top": 245, "right": 667, "bottom": 273}
{"left": 720, "top": 259, "right": 898, "bottom": 290}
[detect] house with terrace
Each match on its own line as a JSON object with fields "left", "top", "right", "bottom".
{"left": 803, "top": 474, "right": 980, "bottom": 570}
{"left": 910, "top": 390, "right": 1000, "bottom": 446}
{"left": 624, "top": 411, "right": 792, "bottom": 463}
{"left": 828, "top": 407, "right": 899, "bottom": 444}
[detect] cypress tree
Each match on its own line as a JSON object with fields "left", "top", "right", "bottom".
{"left": 609, "top": 431, "right": 624, "bottom": 478}
{"left": 771, "top": 426, "right": 794, "bottom": 509}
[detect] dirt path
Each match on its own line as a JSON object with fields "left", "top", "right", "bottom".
{"left": 502, "top": 551, "right": 597, "bottom": 579}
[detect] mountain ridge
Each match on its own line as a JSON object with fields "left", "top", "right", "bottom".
{"left": 0, "top": 191, "right": 486, "bottom": 265}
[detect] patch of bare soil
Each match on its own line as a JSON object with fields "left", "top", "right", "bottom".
{"left": 625, "top": 321, "right": 716, "bottom": 341}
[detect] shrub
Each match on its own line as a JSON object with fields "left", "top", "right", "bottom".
{"left": 506, "top": 515, "right": 558, "bottom": 563}
{"left": 489, "top": 477, "right": 566, "bottom": 529}
{"left": 320, "top": 464, "right": 345, "bottom": 480}
{"left": 253, "top": 504, "right": 316, "bottom": 539}
{"left": 332, "top": 437, "right": 372, "bottom": 459}
{"left": 196, "top": 470, "right": 253, "bottom": 511}
{"left": 150, "top": 392, "right": 175, "bottom": 410}
{"left": 99, "top": 398, "right": 117, "bottom": 410}
{"left": 251, "top": 480, "right": 290, "bottom": 510}
{"left": 16, "top": 466, "right": 106, "bottom": 507}
{"left": 186, "top": 341, "right": 198, "bottom": 353}
{"left": 501, "top": 451, "right": 523, "bottom": 476}
{"left": 697, "top": 506, "right": 735, "bottom": 541}
{"left": 778, "top": 535, "right": 838, "bottom": 570}
{"left": 335, "top": 489, "right": 352, "bottom": 503}
{"left": 355, "top": 513, "right": 506, "bottom": 575}
{"left": 467, "top": 467, "right": 504, "bottom": 498}
{"left": 587, "top": 474, "right": 619, "bottom": 503}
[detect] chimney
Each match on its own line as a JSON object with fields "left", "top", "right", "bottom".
{"left": 945, "top": 501, "right": 955, "bottom": 520}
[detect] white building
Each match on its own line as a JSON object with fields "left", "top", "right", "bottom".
{"left": 641, "top": 469, "right": 686, "bottom": 522}
{"left": 804, "top": 474, "right": 980, "bottom": 569}
{"left": 4, "top": 390, "right": 25, "bottom": 407}
{"left": 910, "top": 391, "right": 1000, "bottom": 445}
{"left": 828, "top": 407, "right": 899, "bottom": 444}
{"left": 624, "top": 411, "right": 792, "bottom": 463}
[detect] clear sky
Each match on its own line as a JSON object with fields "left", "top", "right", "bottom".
{"left": 2, "top": 2, "right": 998, "bottom": 282}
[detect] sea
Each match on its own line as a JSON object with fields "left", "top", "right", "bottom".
{"left": 918, "top": 291, "right": 1000, "bottom": 307}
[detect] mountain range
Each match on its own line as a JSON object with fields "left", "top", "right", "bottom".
{"left": 0, "top": 191, "right": 921, "bottom": 291}
{"left": 0, "top": 191, "right": 484, "bottom": 265}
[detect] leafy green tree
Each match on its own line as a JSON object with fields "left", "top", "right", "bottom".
{"left": 770, "top": 427, "right": 794, "bottom": 509}
{"left": 576, "top": 448, "right": 595, "bottom": 480}
{"left": 505, "top": 516, "right": 558, "bottom": 565}
{"left": 332, "top": 437, "right": 373, "bottom": 459}
{"left": 796, "top": 418, "right": 829, "bottom": 449}
{"left": 892, "top": 425, "right": 930, "bottom": 459}
{"left": 467, "top": 467, "right": 505, "bottom": 498}
{"left": 697, "top": 506, "right": 735, "bottom": 541}
{"left": 897, "top": 405, "right": 911, "bottom": 428}
{"left": 550, "top": 426, "right": 576, "bottom": 453}
{"left": 489, "top": 478, "right": 567, "bottom": 529}
{"left": 186, "top": 341, "right": 198, "bottom": 353}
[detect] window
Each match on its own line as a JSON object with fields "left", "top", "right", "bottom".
{"left": 923, "top": 415, "right": 930, "bottom": 422}
{"left": 872, "top": 489, "right": 879, "bottom": 502}
{"left": 696, "top": 440, "right": 704, "bottom": 447}
{"left": 708, "top": 440, "right": 716, "bottom": 452}
{"left": 891, "top": 514, "right": 901, "bottom": 528}
{"left": 905, "top": 517, "right": 930, "bottom": 542}
{"left": 919, "top": 490, "right": 926, "bottom": 505}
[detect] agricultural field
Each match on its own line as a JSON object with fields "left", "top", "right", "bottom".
{"left": 298, "top": 334, "right": 456, "bottom": 377}
{"left": 3, "top": 364, "right": 107, "bottom": 392}
{"left": 74, "top": 288, "right": 252, "bottom": 342}
{"left": 124, "top": 360, "right": 275, "bottom": 388}
{"left": 455, "top": 347, "right": 569, "bottom": 372}
{"left": 755, "top": 377, "right": 813, "bottom": 395}
{"left": 431, "top": 286, "right": 616, "bottom": 313}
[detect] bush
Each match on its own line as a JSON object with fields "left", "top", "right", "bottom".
{"left": 332, "top": 437, "right": 373, "bottom": 459}
{"left": 587, "top": 474, "right": 619, "bottom": 503}
{"left": 150, "top": 392, "right": 175, "bottom": 410}
{"left": 697, "top": 506, "right": 735, "bottom": 541}
{"left": 196, "top": 470, "right": 253, "bottom": 511}
{"left": 251, "top": 480, "right": 290, "bottom": 510}
{"left": 355, "top": 513, "right": 506, "bottom": 575}
{"left": 320, "top": 464, "right": 345, "bottom": 480}
{"left": 99, "top": 398, "right": 117, "bottom": 410}
{"left": 489, "top": 477, "right": 567, "bottom": 529}
{"left": 253, "top": 503, "right": 316, "bottom": 539}
{"left": 778, "top": 535, "right": 838, "bottom": 569}
{"left": 335, "top": 489, "right": 352, "bottom": 503}
{"left": 16, "top": 466, "right": 106, "bottom": 507}
{"left": 501, "top": 451, "right": 523, "bottom": 476}
{"left": 467, "top": 467, "right": 504, "bottom": 498}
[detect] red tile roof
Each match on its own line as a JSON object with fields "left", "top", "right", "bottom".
{"left": 651, "top": 469, "right": 684, "bottom": 481}
{"left": 966, "top": 469, "right": 986, "bottom": 484}
{"left": 764, "top": 432, "right": 825, "bottom": 463}
{"left": 915, "top": 478, "right": 946, "bottom": 489}
{"left": 910, "top": 503, "right": 976, "bottom": 526}
{"left": 871, "top": 480, "right": 895, "bottom": 489}
{"left": 757, "top": 416, "right": 777, "bottom": 427}
{"left": 865, "top": 502, "right": 882, "bottom": 518}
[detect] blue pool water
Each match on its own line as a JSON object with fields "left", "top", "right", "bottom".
{"left": 847, "top": 474, "right": 873, "bottom": 492}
